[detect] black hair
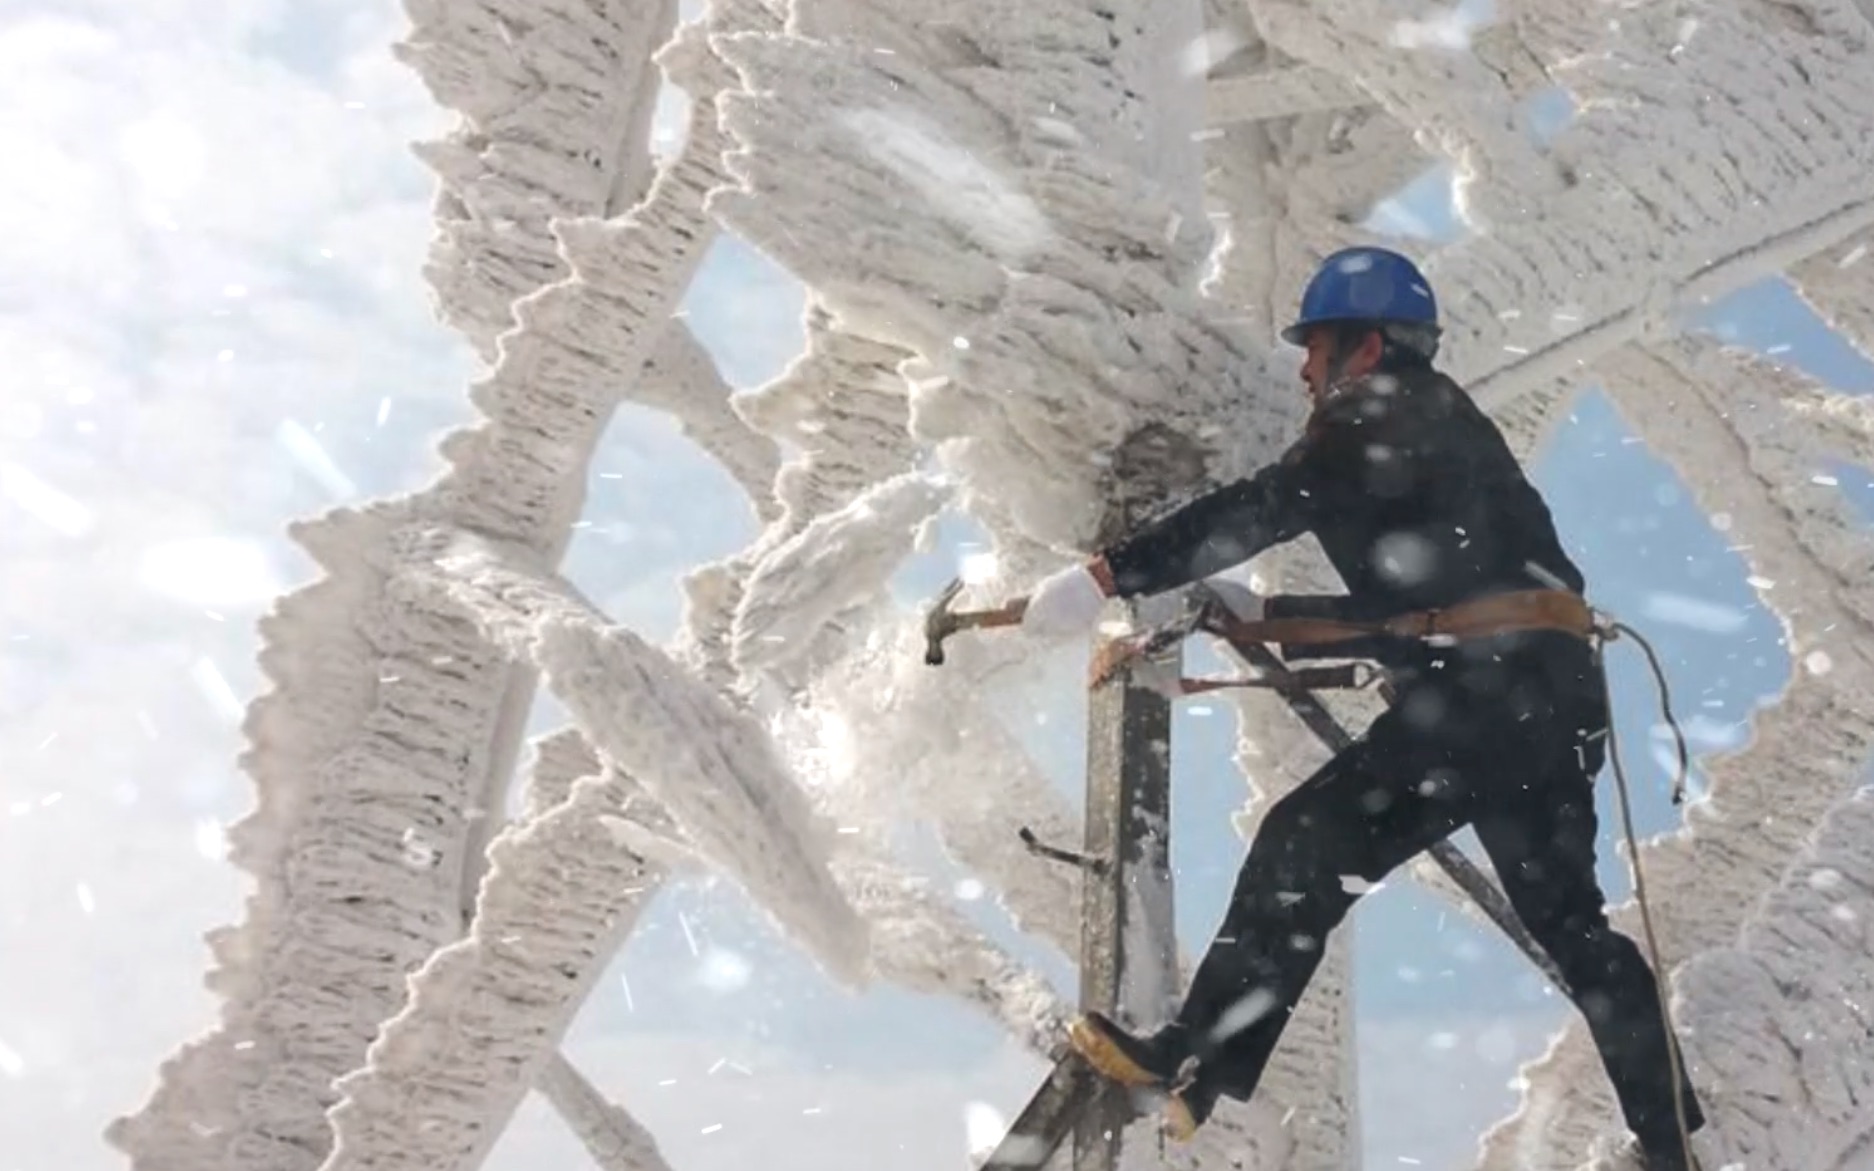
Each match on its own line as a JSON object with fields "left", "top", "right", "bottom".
{"left": 1322, "top": 319, "right": 1440, "bottom": 372}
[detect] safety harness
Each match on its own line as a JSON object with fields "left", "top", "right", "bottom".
{"left": 1077, "top": 582, "right": 1700, "bottom": 1171}
{"left": 1084, "top": 585, "right": 1602, "bottom": 707}
{"left": 920, "top": 573, "right": 1699, "bottom": 1171}
{"left": 1216, "top": 586, "right": 1596, "bottom": 649}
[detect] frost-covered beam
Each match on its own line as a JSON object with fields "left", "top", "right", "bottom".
{"left": 1607, "top": 335, "right": 1874, "bottom": 656}
{"left": 1199, "top": 7, "right": 1551, "bottom": 126}
{"left": 520, "top": 725, "right": 609, "bottom": 819}
{"left": 105, "top": 2, "right": 695, "bottom": 1163}
{"left": 638, "top": 322, "right": 784, "bottom": 524}
{"left": 1466, "top": 9, "right": 1565, "bottom": 99}
{"left": 403, "top": 523, "right": 870, "bottom": 981}
{"left": 1472, "top": 337, "right": 1874, "bottom": 1171}
{"left": 447, "top": 118, "right": 736, "bottom": 548}
{"left": 105, "top": 522, "right": 515, "bottom": 1171}
{"left": 400, "top": 0, "right": 679, "bottom": 359}
{"left": 731, "top": 471, "right": 950, "bottom": 677}
{"left": 493, "top": 552, "right": 1070, "bottom": 1046}
{"left": 330, "top": 726, "right": 675, "bottom": 1171}
{"left": 1250, "top": 0, "right": 1557, "bottom": 213}
{"left": 1490, "top": 378, "right": 1582, "bottom": 465}
{"left": 832, "top": 849, "right": 1067, "bottom": 1054}
{"left": 1671, "top": 784, "right": 1874, "bottom": 1171}
{"left": 535, "top": 1054, "right": 675, "bottom": 1171}
{"left": 671, "top": 555, "right": 760, "bottom": 694}
{"left": 1279, "top": 111, "right": 1430, "bottom": 239}
{"left": 1595, "top": 340, "right": 1874, "bottom": 928}
{"left": 1788, "top": 233, "right": 1874, "bottom": 367}
{"left": 1459, "top": 0, "right": 1874, "bottom": 401}
{"left": 1783, "top": 385, "right": 1874, "bottom": 470}
{"left": 1468, "top": 194, "right": 1874, "bottom": 413}
{"left": 730, "top": 301, "right": 922, "bottom": 532}
{"left": 1197, "top": 4, "right": 1426, "bottom": 328}
{"left": 1205, "top": 66, "right": 1364, "bottom": 122}
{"left": 1203, "top": 105, "right": 1434, "bottom": 379}
{"left": 672, "top": 302, "right": 921, "bottom": 691}
{"left": 708, "top": 9, "right": 1304, "bottom": 557}
{"left": 1240, "top": 0, "right": 1874, "bottom": 414}
{"left": 423, "top": 2, "right": 752, "bottom": 915}
{"left": 321, "top": 765, "right": 670, "bottom": 1171}
{"left": 322, "top": 712, "right": 1054, "bottom": 1171}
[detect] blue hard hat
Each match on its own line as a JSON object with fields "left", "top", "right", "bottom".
{"left": 1281, "top": 246, "right": 1440, "bottom": 346}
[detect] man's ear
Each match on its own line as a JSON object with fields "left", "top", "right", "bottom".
{"left": 1357, "top": 328, "right": 1387, "bottom": 372}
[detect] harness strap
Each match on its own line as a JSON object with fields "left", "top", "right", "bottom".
{"left": 1175, "top": 663, "right": 1372, "bottom": 695}
{"left": 1205, "top": 587, "right": 1596, "bottom": 649}
{"left": 1090, "top": 588, "right": 1599, "bottom": 695}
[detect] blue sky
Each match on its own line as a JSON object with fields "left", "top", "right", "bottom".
{"left": 2, "top": 5, "right": 1869, "bottom": 1170}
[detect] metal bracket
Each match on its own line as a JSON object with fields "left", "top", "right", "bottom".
{"left": 1018, "top": 826, "right": 1110, "bottom": 877}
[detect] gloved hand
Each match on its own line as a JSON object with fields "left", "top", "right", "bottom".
{"left": 1020, "top": 562, "right": 1109, "bottom": 640}
{"left": 1202, "top": 578, "right": 1267, "bottom": 623}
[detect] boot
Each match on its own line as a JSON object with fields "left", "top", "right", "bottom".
{"left": 1066, "top": 1012, "right": 1191, "bottom": 1088}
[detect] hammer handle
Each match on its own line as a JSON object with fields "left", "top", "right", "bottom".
{"left": 924, "top": 600, "right": 1027, "bottom": 665}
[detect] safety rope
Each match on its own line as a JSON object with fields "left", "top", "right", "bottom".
{"left": 1592, "top": 612, "right": 1699, "bottom": 1171}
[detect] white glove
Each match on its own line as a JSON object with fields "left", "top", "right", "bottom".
{"left": 1202, "top": 578, "right": 1267, "bottom": 622}
{"left": 1021, "top": 563, "right": 1108, "bottom": 640}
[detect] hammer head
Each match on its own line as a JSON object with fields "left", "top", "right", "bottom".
{"left": 923, "top": 578, "right": 966, "bottom": 666}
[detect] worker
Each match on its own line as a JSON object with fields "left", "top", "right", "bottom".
{"left": 1017, "top": 246, "right": 1710, "bottom": 1170}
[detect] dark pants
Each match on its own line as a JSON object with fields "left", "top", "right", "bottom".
{"left": 1176, "top": 636, "right": 1704, "bottom": 1154}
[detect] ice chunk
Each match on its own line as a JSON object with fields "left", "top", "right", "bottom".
{"left": 732, "top": 472, "right": 951, "bottom": 675}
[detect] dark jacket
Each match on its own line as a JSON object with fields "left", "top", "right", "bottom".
{"left": 1100, "top": 366, "right": 1587, "bottom": 668}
